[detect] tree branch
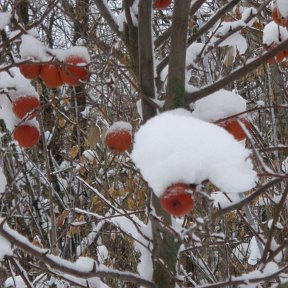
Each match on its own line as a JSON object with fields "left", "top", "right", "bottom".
{"left": 185, "top": 37, "right": 288, "bottom": 103}
{"left": 0, "top": 219, "right": 156, "bottom": 288}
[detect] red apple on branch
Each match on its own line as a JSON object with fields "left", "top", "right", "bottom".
{"left": 60, "top": 55, "right": 89, "bottom": 86}
{"left": 160, "top": 183, "right": 195, "bottom": 216}
{"left": 12, "top": 96, "right": 40, "bottom": 119}
{"left": 13, "top": 124, "right": 40, "bottom": 148}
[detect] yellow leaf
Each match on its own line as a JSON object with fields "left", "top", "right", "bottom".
{"left": 69, "top": 145, "right": 79, "bottom": 159}
{"left": 87, "top": 125, "right": 101, "bottom": 148}
{"left": 223, "top": 46, "right": 235, "bottom": 67}
{"left": 58, "top": 117, "right": 66, "bottom": 128}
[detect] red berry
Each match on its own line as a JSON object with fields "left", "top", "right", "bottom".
{"left": 13, "top": 124, "right": 40, "bottom": 148}
{"left": 12, "top": 96, "right": 40, "bottom": 119}
{"left": 160, "top": 183, "right": 195, "bottom": 216}
{"left": 60, "top": 55, "right": 89, "bottom": 86}
{"left": 19, "top": 62, "right": 41, "bottom": 79}
{"left": 153, "top": 0, "right": 172, "bottom": 9}
{"left": 40, "top": 64, "right": 63, "bottom": 88}
{"left": 105, "top": 129, "right": 132, "bottom": 153}
{"left": 218, "top": 117, "right": 251, "bottom": 141}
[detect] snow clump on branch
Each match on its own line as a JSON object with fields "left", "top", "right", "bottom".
{"left": 131, "top": 109, "right": 257, "bottom": 197}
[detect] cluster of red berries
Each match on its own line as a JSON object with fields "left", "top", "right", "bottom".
{"left": 12, "top": 95, "right": 40, "bottom": 148}
{"left": 19, "top": 55, "right": 89, "bottom": 88}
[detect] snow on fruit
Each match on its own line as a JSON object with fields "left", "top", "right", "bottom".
{"left": 0, "top": 68, "right": 41, "bottom": 138}
{"left": 13, "top": 123, "right": 40, "bottom": 148}
{"left": 12, "top": 96, "right": 40, "bottom": 119}
{"left": 262, "top": 22, "right": 288, "bottom": 63}
{"left": 191, "top": 89, "right": 251, "bottom": 141}
{"left": 60, "top": 55, "right": 89, "bottom": 86}
{"left": 105, "top": 121, "right": 132, "bottom": 153}
{"left": 153, "top": 0, "right": 172, "bottom": 9}
{"left": 131, "top": 109, "right": 257, "bottom": 197}
{"left": 272, "top": 1, "right": 288, "bottom": 29}
{"left": 160, "top": 183, "right": 195, "bottom": 216}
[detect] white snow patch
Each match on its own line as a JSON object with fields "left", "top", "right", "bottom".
{"left": 0, "top": 236, "right": 13, "bottom": 261}
{"left": 232, "top": 236, "right": 261, "bottom": 266}
{"left": 263, "top": 21, "right": 288, "bottom": 46}
{"left": 4, "top": 276, "right": 26, "bottom": 288}
{"left": 186, "top": 43, "right": 205, "bottom": 66}
{"left": 131, "top": 109, "right": 257, "bottom": 197}
{"left": 282, "top": 156, "right": 288, "bottom": 172}
{"left": 20, "top": 34, "right": 50, "bottom": 61}
{"left": 0, "top": 166, "right": 7, "bottom": 193}
{"left": 210, "top": 191, "right": 241, "bottom": 208}
{"left": 82, "top": 149, "right": 97, "bottom": 162}
{"left": 0, "top": 69, "right": 40, "bottom": 132}
{"left": 53, "top": 46, "right": 90, "bottom": 63}
{"left": 191, "top": 89, "right": 246, "bottom": 122}
{"left": 218, "top": 32, "right": 247, "bottom": 54}
{"left": 97, "top": 245, "right": 108, "bottom": 263}
{"left": 248, "top": 236, "right": 261, "bottom": 265}
{"left": 276, "top": 0, "right": 288, "bottom": 18}
{"left": 107, "top": 121, "right": 132, "bottom": 134}
{"left": 0, "top": 12, "right": 11, "bottom": 30}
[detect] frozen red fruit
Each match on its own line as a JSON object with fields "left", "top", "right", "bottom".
{"left": 13, "top": 124, "right": 40, "bottom": 148}
{"left": 60, "top": 55, "right": 89, "bottom": 86}
{"left": 160, "top": 183, "right": 195, "bottom": 216}
{"left": 218, "top": 117, "right": 251, "bottom": 141}
{"left": 12, "top": 96, "right": 40, "bottom": 119}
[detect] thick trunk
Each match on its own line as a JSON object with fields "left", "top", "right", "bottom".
{"left": 164, "top": 0, "right": 191, "bottom": 110}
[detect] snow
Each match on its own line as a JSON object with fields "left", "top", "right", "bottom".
{"left": 0, "top": 166, "right": 7, "bottom": 193}
{"left": 211, "top": 7, "right": 257, "bottom": 56}
{"left": 0, "top": 236, "right": 13, "bottom": 261}
{"left": 4, "top": 276, "right": 26, "bottom": 288}
{"left": 282, "top": 156, "right": 288, "bottom": 172}
{"left": 0, "top": 68, "right": 39, "bottom": 100}
{"left": 186, "top": 43, "right": 205, "bottom": 66}
{"left": 20, "top": 35, "right": 90, "bottom": 64}
{"left": 0, "top": 12, "right": 11, "bottom": 30}
{"left": 241, "top": 7, "right": 257, "bottom": 23}
{"left": 248, "top": 236, "right": 261, "bottom": 265}
{"left": 263, "top": 22, "right": 288, "bottom": 46}
{"left": 232, "top": 242, "right": 250, "bottom": 261}
{"left": 268, "top": 219, "right": 284, "bottom": 230}
{"left": 0, "top": 68, "right": 40, "bottom": 132}
{"left": 52, "top": 46, "right": 90, "bottom": 63}
{"left": 97, "top": 245, "right": 108, "bottom": 263}
{"left": 106, "top": 121, "right": 132, "bottom": 134}
{"left": 82, "top": 149, "right": 97, "bottom": 162}
{"left": 263, "top": 261, "right": 279, "bottom": 275}
{"left": 131, "top": 109, "right": 257, "bottom": 197}
{"left": 19, "top": 34, "right": 50, "bottom": 61}
{"left": 218, "top": 32, "right": 247, "bottom": 55}
{"left": 116, "top": 1, "right": 139, "bottom": 32}
{"left": 210, "top": 191, "right": 241, "bottom": 208}
{"left": 276, "top": 0, "right": 288, "bottom": 18}
{"left": 191, "top": 89, "right": 246, "bottom": 122}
